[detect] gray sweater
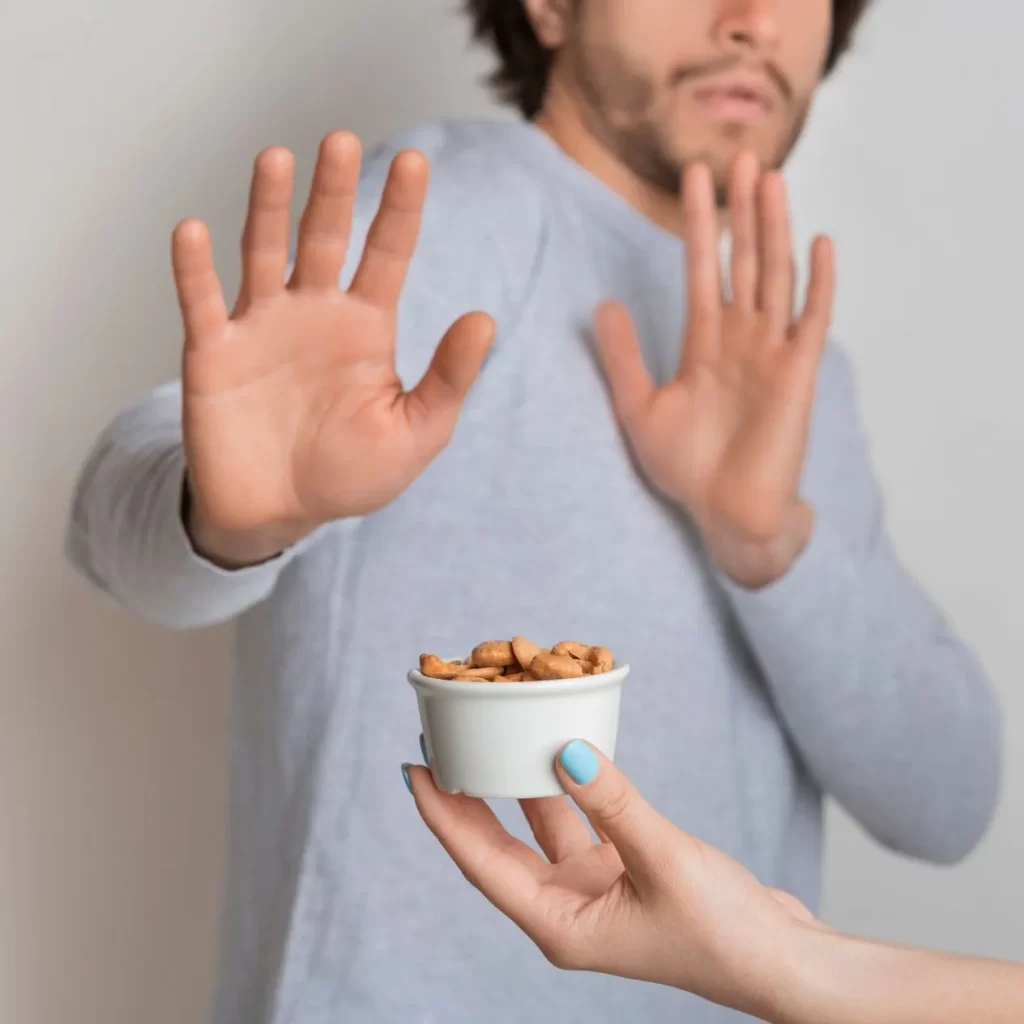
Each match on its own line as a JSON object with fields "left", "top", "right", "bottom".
{"left": 66, "top": 118, "right": 1002, "bottom": 1024}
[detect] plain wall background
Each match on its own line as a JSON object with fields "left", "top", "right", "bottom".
{"left": 2, "top": 2, "right": 1020, "bottom": 1022}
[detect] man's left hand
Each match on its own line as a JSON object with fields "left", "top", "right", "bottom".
{"left": 594, "top": 151, "right": 835, "bottom": 589}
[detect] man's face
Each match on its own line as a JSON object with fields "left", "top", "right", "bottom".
{"left": 540, "top": 0, "right": 832, "bottom": 202}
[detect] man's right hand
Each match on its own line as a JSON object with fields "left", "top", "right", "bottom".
{"left": 171, "top": 131, "right": 495, "bottom": 567}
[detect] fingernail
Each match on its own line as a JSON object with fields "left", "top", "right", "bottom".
{"left": 419, "top": 733, "right": 429, "bottom": 765}
{"left": 559, "top": 740, "right": 599, "bottom": 786}
{"left": 401, "top": 763, "right": 413, "bottom": 793}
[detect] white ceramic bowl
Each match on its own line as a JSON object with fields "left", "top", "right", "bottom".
{"left": 408, "top": 663, "right": 629, "bottom": 799}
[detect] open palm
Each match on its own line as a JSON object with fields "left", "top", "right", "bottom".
{"left": 173, "top": 132, "right": 493, "bottom": 557}
{"left": 595, "top": 153, "right": 835, "bottom": 586}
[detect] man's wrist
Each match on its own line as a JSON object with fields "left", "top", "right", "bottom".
{"left": 181, "top": 477, "right": 311, "bottom": 570}
{"left": 700, "top": 501, "right": 814, "bottom": 590}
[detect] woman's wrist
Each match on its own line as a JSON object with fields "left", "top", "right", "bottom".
{"left": 689, "top": 911, "right": 820, "bottom": 1023}
{"left": 777, "top": 924, "right": 1024, "bottom": 1024}
{"left": 761, "top": 923, "right": 850, "bottom": 1024}
{"left": 740, "top": 919, "right": 830, "bottom": 1024}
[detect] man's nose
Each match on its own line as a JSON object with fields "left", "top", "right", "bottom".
{"left": 712, "top": 0, "right": 781, "bottom": 52}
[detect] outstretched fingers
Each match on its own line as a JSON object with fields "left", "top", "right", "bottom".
{"left": 593, "top": 302, "right": 656, "bottom": 429}
{"left": 349, "top": 150, "right": 430, "bottom": 310}
{"left": 238, "top": 147, "right": 295, "bottom": 309}
{"left": 757, "top": 171, "right": 795, "bottom": 334}
{"left": 172, "top": 219, "right": 228, "bottom": 350}
{"left": 679, "top": 162, "right": 722, "bottom": 376}
{"left": 402, "top": 311, "right": 495, "bottom": 446}
{"left": 728, "top": 151, "right": 760, "bottom": 311}
{"left": 290, "top": 131, "right": 362, "bottom": 291}
{"left": 796, "top": 235, "right": 835, "bottom": 355}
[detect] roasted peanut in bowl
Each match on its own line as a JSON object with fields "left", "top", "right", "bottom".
{"left": 407, "top": 637, "right": 629, "bottom": 799}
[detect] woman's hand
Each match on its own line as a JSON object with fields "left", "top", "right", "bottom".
{"left": 407, "top": 742, "right": 1024, "bottom": 1024}
{"left": 406, "top": 741, "right": 812, "bottom": 1020}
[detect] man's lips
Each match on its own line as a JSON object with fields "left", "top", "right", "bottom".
{"left": 690, "top": 73, "right": 776, "bottom": 123}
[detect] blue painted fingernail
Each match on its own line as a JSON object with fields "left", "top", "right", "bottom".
{"left": 419, "top": 734, "right": 429, "bottom": 765}
{"left": 559, "top": 740, "right": 599, "bottom": 786}
{"left": 401, "top": 763, "right": 413, "bottom": 793}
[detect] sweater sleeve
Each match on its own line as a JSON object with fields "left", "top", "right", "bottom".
{"left": 718, "top": 347, "right": 1003, "bottom": 864}
{"left": 64, "top": 381, "right": 318, "bottom": 629}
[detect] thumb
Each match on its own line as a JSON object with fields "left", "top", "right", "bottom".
{"left": 404, "top": 310, "right": 495, "bottom": 442}
{"left": 593, "top": 301, "right": 656, "bottom": 428}
{"left": 555, "top": 740, "right": 678, "bottom": 889}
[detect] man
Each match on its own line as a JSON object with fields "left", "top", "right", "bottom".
{"left": 66, "top": 1, "right": 1003, "bottom": 1022}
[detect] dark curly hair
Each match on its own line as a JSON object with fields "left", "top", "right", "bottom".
{"left": 465, "top": 1, "right": 875, "bottom": 119}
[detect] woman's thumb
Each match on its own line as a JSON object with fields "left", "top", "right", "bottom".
{"left": 555, "top": 740, "right": 675, "bottom": 885}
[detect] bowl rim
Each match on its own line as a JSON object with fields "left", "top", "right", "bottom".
{"left": 407, "top": 662, "right": 629, "bottom": 697}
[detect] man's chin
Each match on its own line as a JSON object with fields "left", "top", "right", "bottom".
{"left": 668, "top": 117, "right": 788, "bottom": 173}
